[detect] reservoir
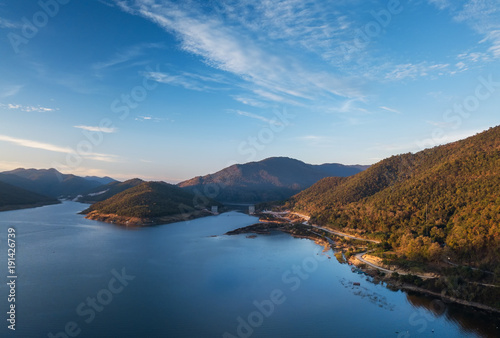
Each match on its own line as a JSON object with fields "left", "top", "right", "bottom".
{"left": 0, "top": 201, "right": 498, "bottom": 337}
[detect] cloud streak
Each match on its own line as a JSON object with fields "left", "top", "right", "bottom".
{"left": 234, "top": 110, "right": 282, "bottom": 126}
{"left": 0, "top": 103, "right": 56, "bottom": 112}
{"left": 74, "top": 125, "right": 117, "bottom": 133}
{"left": 115, "top": 0, "right": 365, "bottom": 106}
{"left": 92, "top": 42, "right": 165, "bottom": 70}
{"left": 0, "top": 134, "right": 120, "bottom": 163}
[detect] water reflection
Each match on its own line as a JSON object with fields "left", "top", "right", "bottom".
{"left": 405, "top": 292, "right": 500, "bottom": 338}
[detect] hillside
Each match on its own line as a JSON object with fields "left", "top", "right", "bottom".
{"left": 0, "top": 168, "right": 108, "bottom": 198}
{"left": 287, "top": 126, "right": 500, "bottom": 271}
{"left": 77, "top": 178, "right": 144, "bottom": 203}
{"left": 178, "top": 157, "right": 368, "bottom": 203}
{"left": 0, "top": 181, "right": 60, "bottom": 211}
{"left": 82, "top": 181, "right": 222, "bottom": 226}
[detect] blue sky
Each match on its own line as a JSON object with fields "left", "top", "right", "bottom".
{"left": 0, "top": 0, "right": 499, "bottom": 182}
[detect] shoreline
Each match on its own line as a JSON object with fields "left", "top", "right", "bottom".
{"left": 0, "top": 200, "right": 61, "bottom": 212}
{"left": 230, "top": 213, "right": 500, "bottom": 315}
{"left": 84, "top": 209, "right": 216, "bottom": 226}
{"left": 348, "top": 255, "right": 500, "bottom": 315}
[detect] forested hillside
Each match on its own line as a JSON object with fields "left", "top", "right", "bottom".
{"left": 83, "top": 181, "right": 221, "bottom": 219}
{"left": 77, "top": 178, "right": 144, "bottom": 203}
{"left": 288, "top": 126, "right": 500, "bottom": 270}
{"left": 0, "top": 181, "right": 60, "bottom": 211}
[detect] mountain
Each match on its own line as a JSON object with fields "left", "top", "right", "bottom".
{"left": 178, "top": 157, "right": 368, "bottom": 203}
{"left": 83, "top": 176, "right": 116, "bottom": 185}
{"left": 287, "top": 126, "right": 500, "bottom": 270}
{"left": 0, "top": 181, "right": 60, "bottom": 211}
{"left": 0, "top": 168, "right": 106, "bottom": 198}
{"left": 82, "top": 181, "right": 222, "bottom": 226}
{"left": 77, "top": 178, "right": 144, "bottom": 203}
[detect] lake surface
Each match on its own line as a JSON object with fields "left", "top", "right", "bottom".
{"left": 0, "top": 201, "right": 498, "bottom": 337}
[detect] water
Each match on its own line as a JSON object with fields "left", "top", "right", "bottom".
{"left": 0, "top": 201, "right": 498, "bottom": 337}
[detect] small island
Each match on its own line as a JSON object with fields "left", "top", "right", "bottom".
{"left": 81, "top": 181, "right": 222, "bottom": 226}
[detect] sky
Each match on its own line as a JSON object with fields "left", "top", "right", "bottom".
{"left": 0, "top": 0, "right": 499, "bottom": 182}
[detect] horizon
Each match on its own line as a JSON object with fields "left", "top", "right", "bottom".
{"left": 0, "top": 123, "right": 493, "bottom": 184}
{"left": 1, "top": 1, "right": 500, "bottom": 182}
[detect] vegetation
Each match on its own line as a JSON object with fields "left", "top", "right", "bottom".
{"left": 0, "top": 168, "right": 105, "bottom": 198}
{"left": 83, "top": 181, "right": 222, "bottom": 218}
{"left": 287, "top": 126, "right": 500, "bottom": 273}
{"left": 78, "top": 178, "right": 144, "bottom": 203}
{"left": 0, "top": 181, "right": 60, "bottom": 211}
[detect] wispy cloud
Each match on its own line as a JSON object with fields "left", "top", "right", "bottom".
{"left": 379, "top": 106, "right": 401, "bottom": 114}
{"left": 0, "top": 134, "right": 75, "bottom": 154}
{"left": 232, "top": 95, "right": 268, "bottom": 108}
{"left": 0, "top": 103, "right": 57, "bottom": 112}
{"left": 92, "top": 42, "right": 164, "bottom": 70}
{"left": 0, "top": 17, "right": 19, "bottom": 29}
{"left": 453, "top": 0, "right": 500, "bottom": 59}
{"left": 427, "top": 0, "right": 451, "bottom": 10}
{"left": 0, "top": 85, "right": 23, "bottom": 98}
{"left": 233, "top": 110, "right": 282, "bottom": 126}
{"left": 135, "top": 115, "right": 165, "bottom": 122}
{"left": 480, "top": 30, "right": 500, "bottom": 58}
{"left": 74, "top": 125, "right": 117, "bottom": 133}
{"left": 384, "top": 63, "right": 452, "bottom": 81}
{"left": 115, "top": 0, "right": 365, "bottom": 107}
{"left": 0, "top": 134, "right": 120, "bottom": 163}
{"left": 143, "top": 70, "right": 228, "bottom": 92}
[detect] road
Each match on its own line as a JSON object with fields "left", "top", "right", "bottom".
{"left": 309, "top": 224, "right": 381, "bottom": 244}
{"left": 354, "top": 252, "right": 435, "bottom": 279}
{"left": 263, "top": 210, "right": 381, "bottom": 244}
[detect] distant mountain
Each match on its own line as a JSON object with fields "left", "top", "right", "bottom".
{"left": 288, "top": 126, "right": 500, "bottom": 269}
{"left": 0, "top": 181, "right": 60, "bottom": 212}
{"left": 0, "top": 168, "right": 106, "bottom": 198}
{"left": 83, "top": 176, "right": 116, "bottom": 185}
{"left": 178, "top": 157, "right": 368, "bottom": 203}
{"left": 77, "top": 178, "right": 144, "bottom": 203}
{"left": 82, "top": 181, "right": 222, "bottom": 226}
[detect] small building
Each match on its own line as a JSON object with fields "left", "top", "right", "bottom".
{"left": 248, "top": 205, "right": 255, "bottom": 214}
{"left": 211, "top": 206, "right": 219, "bottom": 214}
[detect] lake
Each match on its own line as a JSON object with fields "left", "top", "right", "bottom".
{"left": 0, "top": 201, "right": 498, "bottom": 337}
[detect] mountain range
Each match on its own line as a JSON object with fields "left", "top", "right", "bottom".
{"left": 178, "top": 157, "right": 368, "bottom": 203}
{"left": 0, "top": 168, "right": 114, "bottom": 198}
